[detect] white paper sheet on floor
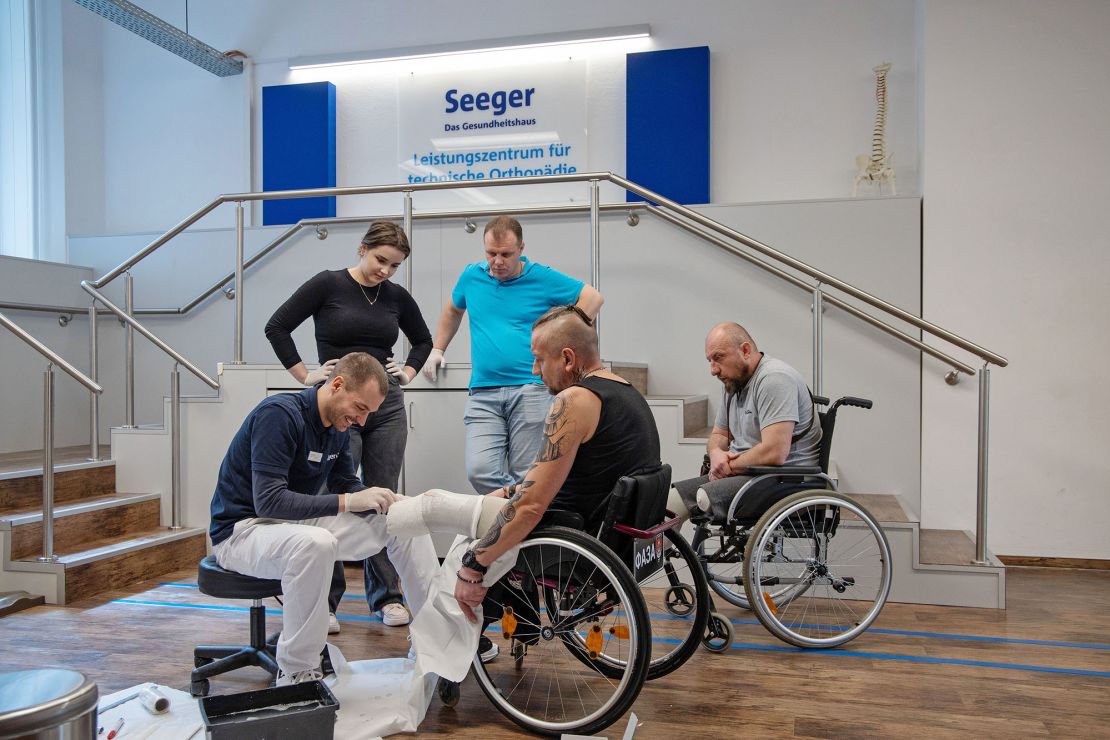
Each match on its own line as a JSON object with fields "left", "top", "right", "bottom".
{"left": 97, "top": 536, "right": 521, "bottom": 739}
{"left": 96, "top": 683, "right": 203, "bottom": 740}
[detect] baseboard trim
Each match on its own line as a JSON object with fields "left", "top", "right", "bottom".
{"left": 998, "top": 555, "right": 1110, "bottom": 570}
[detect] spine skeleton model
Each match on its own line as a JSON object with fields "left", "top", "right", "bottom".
{"left": 853, "top": 63, "right": 897, "bottom": 196}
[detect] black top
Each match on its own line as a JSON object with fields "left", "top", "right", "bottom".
{"left": 264, "top": 269, "right": 433, "bottom": 370}
{"left": 553, "top": 376, "right": 662, "bottom": 527}
{"left": 208, "top": 387, "right": 362, "bottom": 546}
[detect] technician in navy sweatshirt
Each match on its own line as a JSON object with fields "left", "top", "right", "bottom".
{"left": 208, "top": 353, "right": 438, "bottom": 685}
{"left": 265, "top": 221, "right": 432, "bottom": 630}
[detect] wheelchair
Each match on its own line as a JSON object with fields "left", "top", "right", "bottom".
{"left": 688, "top": 395, "right": 893, "bottom": 650}
{"left": 471, "top": 463, "right": 710, "bottom": 736}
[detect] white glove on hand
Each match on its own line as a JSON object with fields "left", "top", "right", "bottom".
{"left": 303, "top": 359, "right": 338, "bottom": 386}
{"left": 345, "top": 487, "right": 400, "bottom": 514}
{"left": 421, "top": 348, "right": 446, "bottom": 381}
{"left": 384, "top": 359, "right": 411, "bottom": 386}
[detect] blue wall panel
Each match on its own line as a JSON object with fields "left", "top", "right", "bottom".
{"left": 626, "top": 46, "right": 710, "bottom": 205}
{"left": 262, "top": 81, "right": 336, "bottom": 225}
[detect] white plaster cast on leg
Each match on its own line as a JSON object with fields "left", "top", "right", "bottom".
{"left": 475, "top": 494, "right": 509, "bottom": 535}
{"left": 385, "top": 489, "right": 484, "bottom": 541}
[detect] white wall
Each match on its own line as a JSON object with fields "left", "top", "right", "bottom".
{"left": 24, "top": 0, "right": 1109, "bottom": 560}
{"left": 920, "top": 0, "right": 1110, "bottom": 559}
{"left": 61, "top": 0, "right": 918, "bottom": 234}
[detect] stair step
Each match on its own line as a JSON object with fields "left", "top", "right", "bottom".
{"left": 4, "top": 494, "right": 162, "bottom": 560}
{"left": 919, "top": 528, "right": 979, "bottom": 566}
{"left": 608, "top": 362, "right": 648, "bottom": 395}
{"left": 0, "top": 445, "right": 110, "bottom": 475}
{"left": 58, "top": 527, "right": 207, "bottom": 604}
{"left": 842, "top": 493, "right": 912, "bottom": 523}
{"left": 0, "top": 463, "right": 116, "bottom": 515}
{"left": 647, "top": 395, "right": 709, "bottom": 438}
{"left": 0, "top": 591, "right": 45, "bottom": 617}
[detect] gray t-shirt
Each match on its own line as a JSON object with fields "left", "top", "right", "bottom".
{"left": 713, "top": 354, "right": 822, "bottom": 466}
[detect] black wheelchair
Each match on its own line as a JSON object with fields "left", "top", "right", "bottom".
{"left": 471, "top": 463, "right": 710, "bottom": 736}
{"left": 687, "top": 395, "right": 893, "bottom": 650}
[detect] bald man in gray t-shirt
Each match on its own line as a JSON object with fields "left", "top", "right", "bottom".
{"left": 670, "top": 322, "right": 821, "bottom": 521}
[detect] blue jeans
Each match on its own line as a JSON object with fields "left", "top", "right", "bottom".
{"left": 327, "top": 380, "right": 407, "bottom": 614}
{"left": 464, "top": 383, "right": 553, "bottom": 493}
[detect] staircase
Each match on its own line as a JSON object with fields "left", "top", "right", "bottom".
{"left": 0, "top": 446, "right": 207, "bottom": 605}
{"left": 610, "top": 363, "right": 1007, "bottom": 610}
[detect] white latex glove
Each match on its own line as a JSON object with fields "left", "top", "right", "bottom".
{"left": 303, "top": 359, "right": 338, "bottom": 386}
{"left": 384, "top": 359, "right": 411, "bottom": 386}
{"left": 345, "top": 487, "right": 400, "bottom": 514}
{"left": 421, "top": 348, "right": 446, "bottom": 381}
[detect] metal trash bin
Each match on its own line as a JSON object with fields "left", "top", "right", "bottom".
{"left": 0, "top": 669, "right": 98, "bottom": 740}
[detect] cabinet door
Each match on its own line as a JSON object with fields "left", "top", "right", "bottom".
{"left": 402, "top": 389, "right": 470, "bottom": 556}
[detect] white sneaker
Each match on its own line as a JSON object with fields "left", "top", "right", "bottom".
{"left": 275, "top": 667, "right": 324, "bottom": 687}
{"left": 379, "top": 602, "right": 412, "bottom": 627}
{"left": 327, "top": 613, "right": 340, "bottom": 634}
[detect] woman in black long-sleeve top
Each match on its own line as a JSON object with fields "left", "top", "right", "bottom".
{"left": 264, "top": 221, "right": 432, "bottom": 630}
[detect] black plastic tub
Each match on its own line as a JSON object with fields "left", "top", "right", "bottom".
{"left": 199, "top": 680, "right": 339, "bottom": 740}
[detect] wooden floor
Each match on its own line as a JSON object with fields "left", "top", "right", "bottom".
{"left": 2, "top": 565, "right": 1108, "bottom": 738}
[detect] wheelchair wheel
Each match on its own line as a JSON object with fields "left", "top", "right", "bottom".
{"left": 636, "top": 528, "right": 711, "bottom": 679}
{"left": 701, "top": 612, "right": 733, "bottom": 653}
{"left": 472, "top": 526, "right": 651, "bottom": 737}
{"left": 743, "top": 490, "right": 892, "bottom": 648}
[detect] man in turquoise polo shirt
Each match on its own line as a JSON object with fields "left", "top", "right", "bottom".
{"left": 423, "top": 215, "right": 604, "bottom": 497}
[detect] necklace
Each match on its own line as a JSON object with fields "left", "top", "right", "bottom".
{"left": 359, "top": 281, "right": 382, "bottom": 306}
{"left": 579, "top": 366, "right": 605, "bottom": 382}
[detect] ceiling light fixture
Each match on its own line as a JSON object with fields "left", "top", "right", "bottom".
{"left": 289, "top": 25, "right": 650, "bottom": 70}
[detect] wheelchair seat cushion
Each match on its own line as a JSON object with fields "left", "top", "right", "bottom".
{"left": 673, "top": 474, "right": 824, "bottom": 524}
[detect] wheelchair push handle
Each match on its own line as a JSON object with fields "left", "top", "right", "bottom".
{"left": 838, "top": 396, "right": 873, "bottom": 409}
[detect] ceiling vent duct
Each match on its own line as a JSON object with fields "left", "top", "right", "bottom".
{"left": 72, "top": 0, "right": 243, "bottom": 77}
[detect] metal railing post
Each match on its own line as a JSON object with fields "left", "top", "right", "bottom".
{"left": 170, "top": 363, "right": 182, "bottom": 529}
{"left": 812, "top": 285, "right": 824, "bottom": 397}
{"left": 39, "top": 365, "right": 57, "bottom": 563}
{"left": 589, "top": 179, "right": 601, "bottom": 352}
{"left": 974, "top": 365, "right": 991, "bottom": 564}
{"left": 88, "top": 302, "right": 100, "bottom": 461}
{"left": 402, "top": 191, "right": 413, "bottom": 360}
{"left": 124, "top": 272, "right": 135, "bottom": 427}
{"left": 234, "top": 201, "right": 245, "bottom": 364}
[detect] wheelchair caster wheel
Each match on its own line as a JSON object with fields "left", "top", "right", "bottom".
{"left": 436, "top": 677, "right": 460, "bottom": 708}
{"left": 663, "top": 584, "right": 696, "bottom": 616}
{"left": 190, "top": 678, "right": 210, "bottom": 697}
{"left": 702, "top": 612, "right": 733, "bottom": 653}
{"left": 194, "top": 656, "right": 213, "bottom": 669}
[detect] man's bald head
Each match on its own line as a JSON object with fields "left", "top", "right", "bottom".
{"left": 706, "top": 322, "right": 760, "bottom": 394}
{"left": 708, "top": 322, "right": 757, "bottom": 352}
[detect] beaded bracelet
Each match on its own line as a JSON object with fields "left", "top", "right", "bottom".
{"left": 456, "top": 570, "right": 484, "bottom": 585}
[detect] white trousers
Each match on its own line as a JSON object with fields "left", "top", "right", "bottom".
{"left": 213, "top": 513, "right": 438, "bottom": 674}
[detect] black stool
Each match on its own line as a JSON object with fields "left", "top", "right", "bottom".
{"left": 190, "top": 555, "right": 282, "bottom": 697}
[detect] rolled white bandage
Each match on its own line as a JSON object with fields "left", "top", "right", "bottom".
{"left": 385, "top": 488, "right": 485, "bottom": 540}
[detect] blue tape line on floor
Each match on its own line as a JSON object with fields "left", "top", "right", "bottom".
{"left": 159, "top": 581, "right": 1110, "bottom": 652}
{"left": 121, "top": 597, "right": 1109, "bottom": 678}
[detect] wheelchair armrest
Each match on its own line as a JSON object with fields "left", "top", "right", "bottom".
{"left": 745, "top": 465, "right": 823, "bottom": 476}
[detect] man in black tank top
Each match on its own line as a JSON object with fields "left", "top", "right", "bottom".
{"left": 452, "top": 305, "right": 661, "bottom": 622}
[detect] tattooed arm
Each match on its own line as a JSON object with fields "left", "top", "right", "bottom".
{"left": 454, "top": 386, "right": 600, "bottom": 621}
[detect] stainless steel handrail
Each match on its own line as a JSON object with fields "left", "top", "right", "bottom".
{"left": 0, "top": 311, "right": 103, "bottom": 562}
{"left": 0, "top": 312, "right": 103, "bottom": 393}
{"left": 76, "top": 171, "right": 1004, "bottom": 564}
{"left": 648, "top": 208, "right": 977, "bottom": 376}
{"left": 611, "top": 173, "right": 1009, "bottom": 369}
{"left": 133, "top": 203, "right": 641, "bottom": 317}
{"left": 79, "top": 282, "right": 219, "bottom": 390}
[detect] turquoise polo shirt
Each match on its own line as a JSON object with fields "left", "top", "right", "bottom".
{"left": 451, "top": 257, "right": 585, "bottom": 389}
